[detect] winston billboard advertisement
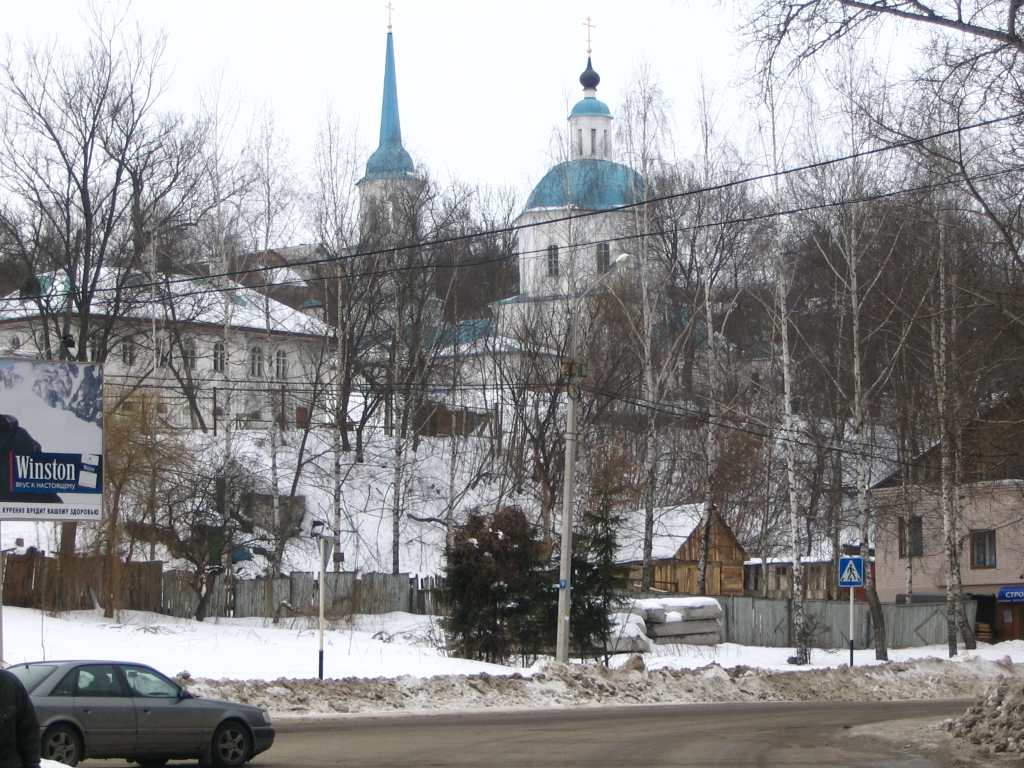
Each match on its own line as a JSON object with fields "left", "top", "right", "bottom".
{"left": 0, "top": 359, "right": 103, "bottom": 520}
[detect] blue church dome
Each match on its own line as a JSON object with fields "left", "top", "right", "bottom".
{"left": 570, "top": 97, "right": 611, "bottom": 118}
{"left": 364, "top": 144, "right": 416, "bottom": 179}
{"left": 525, "top": 159, "right": 643, "bottom": 211}
{"left": 360, "top": 31, "right": 419, "bottom": 182}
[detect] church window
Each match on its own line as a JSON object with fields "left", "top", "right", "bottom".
{"left": 249, "top": 346, "right": 264, "bottom": 378}
{"left": 546, "top": 245, "right": 560, "bottom": 278}
{"left": 121, "top": 341, "right": 135, "bottom": 366}
{"left": 596, "top": 242, "right": 611, "bottom": 274}
{"left": 213, "top": 341, "right": 226, "bottom": 373}
{"left": 577, "top": 129, "right": 583, "bottom": 156}
{"left": 184, "top": 339, "right": 198, "bottom": 371}
{"left": 591, "top": 128, "right": 597, "bottom": 155}
{"left": 275, "top": 349, "right": 289, "bottom": 380}
{"left": 9, "top": 336, "right": 20, "bottom": 350}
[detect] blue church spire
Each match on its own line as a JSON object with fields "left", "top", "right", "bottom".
{"left": 363, "top": 30, "right": 417, "bottom": 180}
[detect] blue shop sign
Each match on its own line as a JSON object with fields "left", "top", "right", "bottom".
{"left": 998, "top": 586, "right": 1024, "bottom": 602}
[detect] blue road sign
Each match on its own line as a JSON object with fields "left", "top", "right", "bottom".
{"left": 838, "top": 556, "right": 864, "bottom": 588}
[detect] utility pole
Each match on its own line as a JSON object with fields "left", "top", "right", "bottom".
{"left": 554, "top": 253, "right": 630, "bottom": 664}
{"left": 555, "top": 354, "right": 580, "bottom": 664}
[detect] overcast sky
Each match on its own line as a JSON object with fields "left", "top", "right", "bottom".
{"left": 2, "top": 1, "right": 912, "bottom": 202}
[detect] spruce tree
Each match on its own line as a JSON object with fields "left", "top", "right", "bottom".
{"left": 569, "top": 475, "right": 627, "bottom": 661}
{"left": 443, "top": 507, "right": 551, "bottom": 664}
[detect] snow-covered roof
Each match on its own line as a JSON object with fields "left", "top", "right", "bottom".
{"left": 617, "top": 504, "right": 703, "bottom": 563}
{"left": 0, "top": 270, "right": 327, "bottom": 337}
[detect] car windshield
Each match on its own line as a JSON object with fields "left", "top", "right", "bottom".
{"left": 8, "top": 664, "right": 57, "bottom": 693}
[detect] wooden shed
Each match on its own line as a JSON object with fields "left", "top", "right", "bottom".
{"left": 620, "top": 507, "right": 747, "bottom": 596}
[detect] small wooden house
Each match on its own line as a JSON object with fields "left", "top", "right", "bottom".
{"left": 618, "top": 505, "right": 747, "bottom": 596}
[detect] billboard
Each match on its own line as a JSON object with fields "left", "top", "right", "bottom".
{"left": 0, "top": 359, "right": 103, "bottom": 521}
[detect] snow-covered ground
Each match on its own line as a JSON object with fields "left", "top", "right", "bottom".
{"left": 6, "top": 606, "right": 1024, "bottom": 717}
{"left": 11, "top": 605, "right": 1024, "bottom": 681}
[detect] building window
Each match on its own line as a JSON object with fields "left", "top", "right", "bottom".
{"left": 275, "top": 349, "right": 289, "bottom": 380}
{"left": 899, "top": 515, "right": 924, "bottom": 558}
{"left": 121, "top": 341, "right": 135, "bottom": 366}
{"left": 249, "top": 346, "right": 264, "bottom": 378}
{"left": 156, "top": 340, "right": 171, "bottom": 368}
{"left": 971, "top": 530, "right": 997, "bottom": 569}
{"left": 591, "top": 128, "right": 597, "bottom": 154}
{"left": 596, "top": 242, "right": 611, "bottom": 274}
{"left": 213, "top": 341, "right": 226, "bottom": 373}
{"left": 184, "top": 339, "right": 198, "bottom": 371}
{"left": 89, "top": 332, "right": 102, "bottom": 363}
{"left": 546, "top": 244, "right": 559, "bottom": 278}
{"left": 9, "top": 336, "right": 20, "bottom": 350}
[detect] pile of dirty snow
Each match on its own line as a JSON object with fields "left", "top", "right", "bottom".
{"left": 181, "top": 654, "right": 1019, "bottom": 716}
{"left": 946, "top": 673, "right": 1024, "bottom": 754}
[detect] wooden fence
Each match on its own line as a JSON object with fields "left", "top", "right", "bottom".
{"left": 159, "top": 570, "right": 425, "bottom": 620}
{"left": 2, "top": 553, "right": 162, "bottom": 613}
{"left": 620, "top": 592, "right": 978, "bottom": 649}
{"left": 0, "top": 555, "right": 976, "bottom": 648}
{"left": 0, "top": 553, "right": 437, "bottom": 620}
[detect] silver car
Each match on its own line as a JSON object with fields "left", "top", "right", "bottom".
{"left": 8, "top": 660, "right": 274, "bottom": 767}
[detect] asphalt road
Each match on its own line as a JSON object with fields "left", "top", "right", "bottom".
{"left": 249, "top": 699, "right": 967, "bottom": 767}
{"left": 80, "top": 699, "right": 970, "bottom": 767}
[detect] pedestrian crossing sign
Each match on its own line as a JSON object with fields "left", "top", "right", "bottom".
{"left": 838, "top": 556, "right": 864, "bottom": 588}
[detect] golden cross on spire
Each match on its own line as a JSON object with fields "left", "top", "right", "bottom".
{"left": 386, "top": 2, "right": 394, "bottom": 32}
{"left": 583, "top": 17, "right": 596, "bottom": 55}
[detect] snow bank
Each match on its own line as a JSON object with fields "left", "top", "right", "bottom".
{"left": 9, "top": 603, "right": 1024, "bottom": 749}
{"left": 946, "top": 669, "right": 1024, "bottom": 754}
{"left": 184, "top": 654, "right": 1018, "bottom": 716}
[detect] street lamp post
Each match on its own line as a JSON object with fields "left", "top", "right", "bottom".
{"left": 310, "top": 520, "right": 332, "bottom": 679}
{"left": 555, "top": 253, "right": 631, "bottom": 664}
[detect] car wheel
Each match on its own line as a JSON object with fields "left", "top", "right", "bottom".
{"left": 211, "top": 720, "right": 252, "bottom": 768}
{"left": 41, "top": 723, "right": 83, "bottom": 766}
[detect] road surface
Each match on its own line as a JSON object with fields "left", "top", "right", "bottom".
{"left": 241, "top": 699, "right": 968, "bottom": 767}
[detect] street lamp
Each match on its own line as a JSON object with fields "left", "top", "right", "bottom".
{"left": 310, "top": 520, "right": 333, "bottom": 679}
{"left": 555, "top": 252, "right": 631, "bottom": 664}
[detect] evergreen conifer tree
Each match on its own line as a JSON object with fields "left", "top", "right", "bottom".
{"left": 443, "top": 507, "right": 552, "bottom": 664}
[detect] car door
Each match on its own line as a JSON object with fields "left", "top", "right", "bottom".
{"left": 121, "top": 664, "right": 206, "bottom": 754}
{"left": 69, "top": 664, "right": 137, "bottom": 756}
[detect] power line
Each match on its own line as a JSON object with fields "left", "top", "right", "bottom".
{"left": 5, "top": 161, "right": 1019, "bottom": 318}
{"left": 100, "top": 370, "right": 914, "bottom": 470}
{"left": 3, "top": 110, "right": 1019, "bottom": 311}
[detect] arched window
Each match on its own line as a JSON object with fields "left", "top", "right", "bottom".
{"left": 249, "top": 346, "right": 264, "bottom": 378}
{"left": 275, "top": 349, "right": 288, "bottom": 380}
{"left": 9, "top": 336, "right": 20, "bottom": 351}
{"left": 213, "top": 341, "right": 226, "bottom": 373}
{"left": 546, "top": 244, "right": 559, "bottom": 278}
{"left": 596, "top": 242, "right": 611, "bottom": 274}
{"left": 121, "top": 341, "right": 135, "bottom": 366}
{"left": 184, "top": 339, "right": 198, "bottom": 371}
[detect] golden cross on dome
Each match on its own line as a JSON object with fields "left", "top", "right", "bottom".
{"left": 583, "top": 17, "right": 596, "bottom": 55}
{"left": 386, "top": 3, "right": 394, "bottom": 32}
